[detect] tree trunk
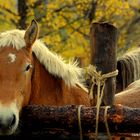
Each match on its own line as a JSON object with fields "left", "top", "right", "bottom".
{"left": 90, "top": 22, "right": 118, "bottom": 105}
{"left": 17, "top": 0, "right": 28, "bottom": 29}
{"left": 87, "top": 0, "right": 98, "bottom": 23}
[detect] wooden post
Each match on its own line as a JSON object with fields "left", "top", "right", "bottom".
{"left": 90, "top": 22, "right": 118, "bottom": 105}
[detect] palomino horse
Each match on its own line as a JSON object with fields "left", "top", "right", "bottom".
{"left": 114, "top": 63, "right": 140, "bottom": 140}
{"left": 115, "top": 48, "right": 140, "bottom": 107}
{"left": 0, "top": 20, "right": 90, "bottom": 135}
{"left": 115, "top": 49, "right": 140, "bottom": 140}
{"left": 114, "top": 79, "right": 140, "bottom": 140}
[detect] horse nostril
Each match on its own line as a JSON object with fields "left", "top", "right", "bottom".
{"left": 0, "top": 114, "right": 16, "bottom": 129}
{"left": 9, "top": 114, "right": 16, "bottom": 128}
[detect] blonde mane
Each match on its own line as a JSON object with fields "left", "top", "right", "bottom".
{"left": 0, "top": 29, "right": 84, "bottom": 87}
{"left": 117, "top": 48, "right": 140, "bottom": 89}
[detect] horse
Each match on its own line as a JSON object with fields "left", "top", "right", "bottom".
{"left": 114, "top": 76, "right": 140, "bottom": 140}
{"left": 115, "top": 79, "right": 140, "bottom": 108}
{"left": 115, "top": 48, "right": 140, "bottom": 107}
{"left": 0, "top": 20, "right": 90, "bottom": 135}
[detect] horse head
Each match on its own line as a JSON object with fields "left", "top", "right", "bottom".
{"left": 0, "top": 20, "right": 38, "bottom": 135}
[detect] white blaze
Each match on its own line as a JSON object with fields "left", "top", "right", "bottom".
{"left": 8, "top": 53, "right": 16, "bottom": 63}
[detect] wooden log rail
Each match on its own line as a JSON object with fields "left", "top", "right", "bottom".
{"left": 0, "top": 104, "right": 139, "bottom": 139}
{"left": 18, "top": 104, "right": 140, "bottom": 135}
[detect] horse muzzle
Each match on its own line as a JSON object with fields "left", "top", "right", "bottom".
{"left": 0, "top": 113, "right": 17, "bottom": 135}
{"left": 0, "top": 103, "right": 19, "bottom": 135}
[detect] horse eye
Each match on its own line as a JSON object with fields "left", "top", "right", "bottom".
{"left": 25, "top": 64, "right": 32, "bottom": 71}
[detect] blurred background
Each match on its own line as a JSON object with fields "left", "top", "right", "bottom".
{"left": 0, "top": 0, "right": 140, "bottom": 66}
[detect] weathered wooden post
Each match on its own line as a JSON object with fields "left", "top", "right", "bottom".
{"left": 90, "top": 22, "right": 118, "bottom": 105}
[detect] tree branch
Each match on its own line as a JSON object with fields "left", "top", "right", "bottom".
{"left": 0, "top": 6, "right": 17, "bottom": 16}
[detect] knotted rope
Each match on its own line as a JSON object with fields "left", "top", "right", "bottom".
{"left": 104, "top": 106, "right": 111, "bottom": 139}
{"left": 86, "top": 65, "right": 118, "bottom": 140}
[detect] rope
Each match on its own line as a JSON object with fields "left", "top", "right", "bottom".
{"left": 77, "top": 106, "right": 111, "bottom": 140}
{"left": 86, "top": 65, "right": 118, "bottom": 102}
{"left": 95, "top": 81, "right": 105, "bottom": 140}
{"left": 104, "top": 106, "right": 112, "bottom": 140}
{"left": 86, "top": 65, "right": 118, "bottom": 139}
{"left": 77, "top": 105, "right": 83, "bottom": 140}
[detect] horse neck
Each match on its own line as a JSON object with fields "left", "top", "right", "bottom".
{"left": 30, "top": 54, "right": 63, "bottom": 105}
{"left": 29, "top": 54, "right": 90, "bottom": 106}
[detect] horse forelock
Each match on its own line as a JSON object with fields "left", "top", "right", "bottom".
{"left": 0, "top": 30, "right": 26, "bottom": 50}
{"left": 0, "top": 29, "right": 85, "bottom": 87}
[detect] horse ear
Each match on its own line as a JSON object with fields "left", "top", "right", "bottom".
{"left": 24, "top": 20, "right": 39, "bottom": 50}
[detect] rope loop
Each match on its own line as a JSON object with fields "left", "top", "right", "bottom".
{"left": 77, "top": 105, "right": 83, "bottom": 140}
{"left": 104, "top": 106, "right": 112, "bottom": 140}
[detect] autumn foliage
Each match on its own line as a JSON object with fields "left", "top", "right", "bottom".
{"left": 0, "top": 0, "right": 139, "bottom": 66}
